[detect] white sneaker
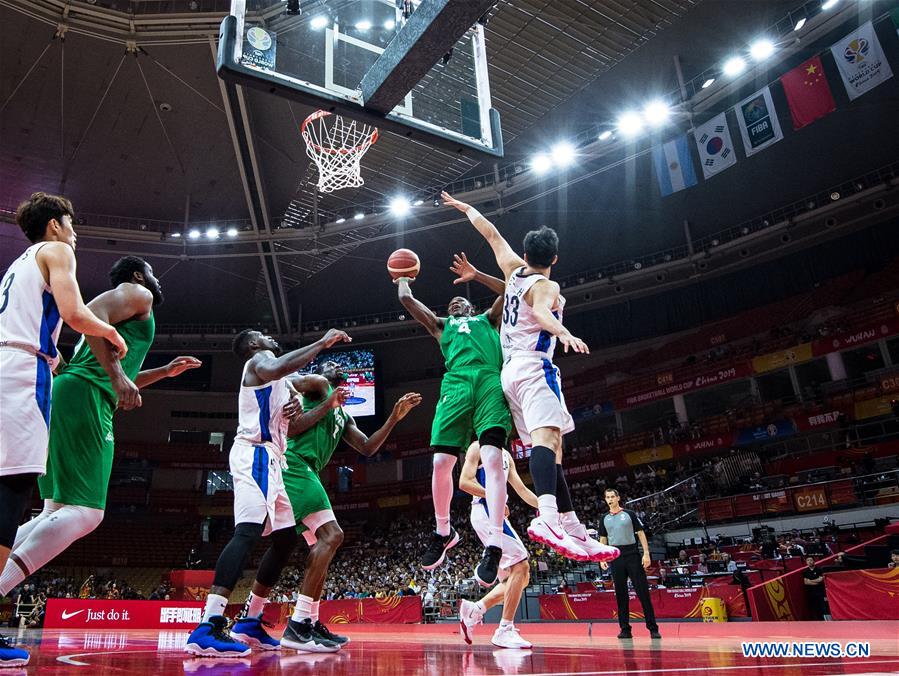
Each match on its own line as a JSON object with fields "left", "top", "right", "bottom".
{"left": 563, "top": 523, "right": 620, "bottom": 562}
{"left": 491, "top": 624, "right": 532, "bottom": 649}
{"left": 459, "top": 599, "right": 484, "bottom": 645}
{"left": 527, "top": 515, "right": 589, "bottom": 561}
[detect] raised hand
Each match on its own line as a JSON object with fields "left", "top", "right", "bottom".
{"left": 449, "top": 252, "right": 478, "bottom": 285}
{"left": 558, "top": 331, "right": 589, "bottom": 355}
{"left": 391, "top": 392, "right": 422, "bottom": 419}
{"left": 441, "top": 191, "right": 470, "bottom": 213}
{"left": 165, "top": 356, "right": 202, "bottom": 378}
{"left": 323, "top": 329, "right": 352, "bottom": 347}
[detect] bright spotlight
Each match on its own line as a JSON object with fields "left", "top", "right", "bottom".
{"left": 642, "top": 100, "right": 670, "bottom": 126}
{"left": 188, "top": 229, "right": 201, "bottom": 240}
{"left": 384, "top": 19, "right": 395, "bottom": 30}
{"left": 310, "top": 15, "right": 328, "bottom": 29}
{"left": 701, "top": 77, "right": 716, "bottom": 89}
{"left": 226, "top": 227, "right": 238, "bottom": 237}
{"left": 206, "top": 227, "right": 219, "bottom": 239}
{"left": 390, "top": 197, "right": 411, "bottom": 216}
{"left": 598, "top": 130, "right": 613, "bottom": 141}
{"left": 749, "top": 39, "right": 775, "bottom": 61}
{"left": 531, "top": 153, "right": 552, "bottom": 174}
{"left": 353, "top": 212, "right": 364, "bottom": 220}
{"left": 616, "top": 111, "right": 644, "bottom": 137}
{"left": 550, "top": 142, "right": 575, "bottom": 168}
{"left": 793, "top": 17, "right": 806, "bottom": 31}
{"left": 822, "top": 0, "right": 839, "bottom": 10}
{"left": 171, "top": 232, "right": 182, "bottom": 239}
{"left": 722, "top": 56, "right": 746, "bottom": 77}
{"left": 336, "top": 217, "right": 346, "bottom": 224}
{"left": 355, "top": 20, "right": 372, "bottom": 31}
{"left": 413, "top": 199, "right": 424, "bottom": 206}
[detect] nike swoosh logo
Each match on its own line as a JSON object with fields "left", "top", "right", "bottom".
{"left": 61, "top": 609, "right": 85, "bottom": 620}
{"left": 545, "top": 524, "right": 565, "bottom": 540}
{"left": 570, "top": 534, "right": 588, "bottom": 542}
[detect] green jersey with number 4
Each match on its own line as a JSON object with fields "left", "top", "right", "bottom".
{"left": 441, "top": 311, "right": 503, "bottom": 372}
{"left": 285, "top": 385, "right": 348, "bottom": 473}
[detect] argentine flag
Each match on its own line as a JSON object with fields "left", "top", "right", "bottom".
{"left": 652, "top": 135, "right": 698, "bottom": 197}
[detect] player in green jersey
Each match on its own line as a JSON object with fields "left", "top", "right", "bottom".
{"left": 240, "top": 360, "right": 420, "bottom": 652}
{"left": 395, "top": 252, "right": 513, "bottom": 587}
{"left": 0, "top": 257, "right": 200, "bottom": 597}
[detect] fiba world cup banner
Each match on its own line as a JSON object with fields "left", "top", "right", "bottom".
{"left": 830, "top": 21, "right": 893, "bottom": 100}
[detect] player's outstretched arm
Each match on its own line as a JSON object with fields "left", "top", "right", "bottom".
{"left": 442, "top": 192, "right": 524, "bottom": 279}
{"left": 254, "top": 329, "right": 351, "bottom": 382}
{"left": 529, "top": 280, "right": 589, "bottom": 354}
{"left": 287, "top": 383, "right": 349, "bottom": 437}
{"left": 81, "top": 284, "right": 154, "bottom": 410}
{"left": 395, "top": 277, "right": 444, "bottom": 339}
{"left": 459, "top": 441, "right": 485, "bottom": 498}
{"left": 135, "top": 356, "right": 202, "bottom": 389}
{"left": 508, "top": 458, "right": 539, "bottom": 509}
{"left": 343, "top": 392, "right": 421, "bottom": 457}
{"left": 39, "top": 242, "right": 128, "bottom": 357}
{"left": 449, "top": 252, "right": 506, "bottom": 295}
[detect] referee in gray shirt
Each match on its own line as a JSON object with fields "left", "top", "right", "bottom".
{"left": 597, "top": 488, "right": 660, "bottom": 639}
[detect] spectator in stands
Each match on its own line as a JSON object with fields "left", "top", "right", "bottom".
{"left": 802, "top": 557, "right": 828, "bottom": 620}
{"left": 655, "top": 568, "right": 669, "bottom": 588}
{"left": 695, "top": 553, "right": 709, "bottom": 574}
{"left": 676, "top": 550, "right": 689, "bottom": 566}
{"left": 721, "top": 552, "right": 737, "bottom": 573}
{"left": 889, "top": 549, "right": 899, "bottom": 569}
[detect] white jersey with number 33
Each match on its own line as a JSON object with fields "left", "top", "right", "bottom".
{"left": 500, "top": 267, "right": 565, "bottom": 362}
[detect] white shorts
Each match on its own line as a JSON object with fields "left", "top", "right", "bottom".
{"left": 0, "top": 349, "right": 52, "bottom": 476}
{"left": 229, "top": 439, "right": 295, "bottom": 535}
{"left": 501, "top": 355, "right": 574, "bottom": 446}
{"left": 470, "top": 501, "right": 528, "bottom": 579}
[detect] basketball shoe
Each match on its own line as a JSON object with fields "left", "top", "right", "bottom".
{"left": 527, "top": 514, "right": 589, "bottom": 561}
{"left": 313, "top": 621, "right": 350, "bottom": 647}
{"left": 474, "top": 545, "right": 502, "bottom": 587}
{"left": 229, "top": 615, "right": 280, "bottom": 651}
{"left": 0, "top": 634, "right": 28, "bottom": 668}
{"left": 459, "top": 599, "right": 484, "bottom": 644}
{"left": 421, "top": 527, "right": 460, "bottom": 570}
{"left": 185, "top": 616, "right": 251, "bottom": 658}
{"left": 562, "top": 522, "right": 620, "bottom": 563}
{"left": 491, "top": 624, "right": 532, "bottom": 649}
{"left": 280, "top": 618, "right": 340, "bottom": 653}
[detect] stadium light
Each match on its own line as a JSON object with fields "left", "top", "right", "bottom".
{"left": 188, "top": 229, "right": 201, "bottom": 239}
{"left": 413, "top": 199, "right": 424, "bottom": 206}
{"left": 701, "top": 77, "right": 716, "bottom": 89}
{"left": 226, "top": 227, "right": 238, "bottom": 237}
{"left": 531, "top": 153, "right": 552, "bottom": 174}
{"left": 749, "top": 39, "right": 775, "bottom": 62}
{"left": 794, "top": 17, "right": 807, "bottom": 31}
{"left": 723, "top": 56, "right": 746, "bottom": 77}
{"left": 616, "top": 111, "right": 644, "bottom": 137}
{"left": 310, "top": 15, "right": 328, "bottom": 29}
{"left": 355, "top": 20, "right": 372, "bottom": 31}
{"left": 171, "top": 232, "right": 181, "bottom": 239}
{"left": 642, "top": 100, "right": 670, "bottom": 127}
{"left": 550, "top": 141, "right": 576, "bottom": 168}
{"left": 822, "top": 0, "right": 839, "bottom": 10}
{"left": 206, "top": 227, "right": 219, "bottom": 239}
{"left": 353, "top": 212, "right": 364, "bottom": 220}
{"left": 336, "top": 217, "right": 346, "bottom": 224}
{"left": 384, "top": 19, "right": 395, "bottom": 30}
{"left": 598, "top": 130, "right": 613, "bottom": 141}
{"left": 390, "top": 197, "right": 411, "bottom": 217}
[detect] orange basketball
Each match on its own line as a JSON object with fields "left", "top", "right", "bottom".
{"left": 387, "top": 248, "right": 421, "bottom": 280}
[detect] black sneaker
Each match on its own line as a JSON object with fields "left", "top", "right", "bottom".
{"left": 474, "top": 545, "right": 502, "bottom": 587}
{"left": 421, "top": 528, "right": 460, "bottom": 570}
{"left": 281, "top": 618, "right": 340, "bottom": 653}
{"left": 314, "top": 620, "right": 350, "bottom": 646}
{"left": 617, "top": 628, "right": 633, "bottom": 640}
{"left": 649, "top": 629, "right": 662, "bottom": 639}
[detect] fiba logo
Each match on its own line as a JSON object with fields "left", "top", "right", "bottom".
{"left": 246, "top": 26, "right": 273, "bottom": 51}
{"left": 843, "top": 38, "right": 869, "bottom": 64}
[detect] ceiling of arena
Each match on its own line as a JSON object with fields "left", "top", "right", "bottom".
{"left": 2, "top": 0, "right": 897, "bottom": 333}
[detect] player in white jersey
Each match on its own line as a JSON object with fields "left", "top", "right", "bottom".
{"left": 458, "top": 441, "right": 536, "bottom": 649}
{"left": 0, "top": 193, "right": 126, "bottom": 668}
{"left": 185, "top": 327, "right": 351, "bottom": 658}
{"left": 443, "top": 191, "right": 619, "bottom": 566}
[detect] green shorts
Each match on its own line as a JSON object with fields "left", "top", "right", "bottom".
{"left": 38, "top": 374, "right": 115, "bottom": 510}
{"left": 282, "top": 457, "right": 333, "bottom": 535}
{"left": 430, "top": 367, "right": 511, "bottom": 450}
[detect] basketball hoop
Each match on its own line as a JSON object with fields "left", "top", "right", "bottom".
{"left": 301, "top": 110, "right": 379, "bottom": 193}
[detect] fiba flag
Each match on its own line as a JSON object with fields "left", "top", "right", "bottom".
{"left": 652, "top": 135, "right": 698, "bottom": 197}
{"left": 736, "top": 86, "right": 783, "bottom": 157}
{"left": 780, "top": 55, "right": 836, "bottom": 130}
{"left": 830, "top": 21, "right": 893, "bottom": 100}
{"left": 693, "top": 113, "right": 737, "bottom": 179}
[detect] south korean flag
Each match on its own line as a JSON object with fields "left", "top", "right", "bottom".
{"left": 693, "top": 112, "right": 737, "bottom": 179}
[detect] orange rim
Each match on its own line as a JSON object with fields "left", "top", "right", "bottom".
{"left": 301, "top": 110, "right": 379, "bottom": 156}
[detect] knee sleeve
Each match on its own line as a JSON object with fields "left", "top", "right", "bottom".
{"left": 255, "top": 527, "right": 297, "bottom": 588}
{"left": 0, "top": 474, "right": 37, "bottom": 549}
{"left": 478, "top": 427, "right": 507, "bottom": 450}
{"left": 213, "top": 522, "right": 264, "bottom": 589}
{"left": 432, "top": 452, "right": 457, "bottom": 475}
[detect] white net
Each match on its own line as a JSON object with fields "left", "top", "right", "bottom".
{"left": 301, "top": 110, "right": 379, "bottom": 193}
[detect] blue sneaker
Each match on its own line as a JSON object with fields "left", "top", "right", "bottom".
{"left": 185, "top": 616, "right": 251, "bottom": 658}
{"left": 0, "top": 634, "right": 29, "bottom": 668}
{"left": 230, "top": 615, "right": 280, "bottom": 651}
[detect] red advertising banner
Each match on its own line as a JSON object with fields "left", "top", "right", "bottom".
{"left": 539, "top": 586, "right": 747, "bottom": 621}
{"left": 747, "top": 569, "right": 811, "bottom": 622}
{"left": 794, "top": 410, "right": 844, "bottom": 432}
{"left": 168, "top": 570, "right": 214, "bottom": 601}
{"left": 812, "top": 317, "right": 899, "bottom": 356}
{"left": 672, "top": 433, "right": 737, "bottom": 459}
{"left": 257, "top": 597, "right": 423, "bottom": 626}
{"left": 825, "top": 568, "right": 899, "bottom": 620}
{"left": 616, "top": 363, "right": 752, "bottom": 409}
{"left": 45, "top": 599, "right": 204, "bottom": 629}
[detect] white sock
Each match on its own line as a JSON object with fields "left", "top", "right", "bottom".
{"left": 0, "top": 503, "right": 103, "bottom": 596}
{"left": 537, "top": 494, "right": 559, "bottom": 523}
{"left": 291, "top": 594, "right": 314, "bottom": 623}
{"left": 560, "top": 511, "right": 582, "bottom": 534}
{"left": 311, "top": 600, "right": 320, "bottom": 623}
{"left": 479, "top": 445, "right": 507, "bottom": 549}
{"left": 245, "top": 591, "right": 266, "bottom": 618}
{"left": 203, "top": 593, "right": 228, "bottom": 622}
{"left": 500, "top": 619, "right": 513, "bottom": 628}
{"left": 432, "top": 453, "right": 457, "bottom": 536}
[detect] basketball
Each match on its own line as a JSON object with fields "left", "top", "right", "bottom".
{"left": 387, "top": 249, "right": 421, "bottom": 280}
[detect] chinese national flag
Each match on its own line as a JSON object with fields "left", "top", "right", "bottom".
{"left": 780, "top": 55, "right": 836, "bottom": 130}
